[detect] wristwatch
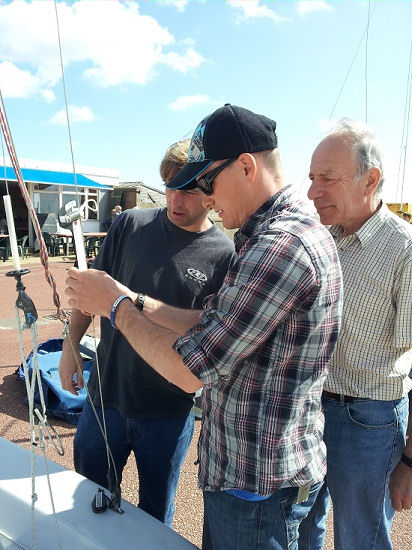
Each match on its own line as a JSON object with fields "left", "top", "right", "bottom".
{"left": 400, "top": 453, "right": 412, "bottom": 468}
{"left": 136, "top": 293, "right": 145, "bottom": 312}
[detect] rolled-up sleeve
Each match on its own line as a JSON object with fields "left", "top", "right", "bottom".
{"left": 174, "top": 230, "right": 318, "bottom": 388}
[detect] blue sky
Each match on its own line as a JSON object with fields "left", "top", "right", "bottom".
{"left": 0, "top": 0, "right": 411, "bottom": 203}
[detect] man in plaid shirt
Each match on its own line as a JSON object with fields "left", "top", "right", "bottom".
{"left": 66, "top": 104, "right": 343, "bottom": 549}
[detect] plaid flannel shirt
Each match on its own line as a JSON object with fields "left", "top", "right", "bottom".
{"left": 175, "top": 186, "right": 343, "bottom": 494}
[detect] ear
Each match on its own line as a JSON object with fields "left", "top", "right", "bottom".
{"left": 365, "top": 167, "right": 381, "bottom": 196}
{"left": 238, "top": 153, "right": 257, "bottom": 183}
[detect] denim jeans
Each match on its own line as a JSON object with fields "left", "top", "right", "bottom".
{"left": 202, "top": 482, "right": 322, "bottom": 550}
{"left": 299, "top": 395, "right": 408, "bottom": 550}
{"left": 74, "top": 399, "right": 194, "bottom": 526}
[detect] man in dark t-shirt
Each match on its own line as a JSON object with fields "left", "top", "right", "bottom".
{"left": 59, "top": 140, "right": 235, "bottom": 525}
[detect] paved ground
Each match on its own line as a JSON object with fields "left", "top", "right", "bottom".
{"left": 0, "top": 255, "right": 410, "bottom": 549}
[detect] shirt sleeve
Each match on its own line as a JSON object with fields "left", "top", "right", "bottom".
{"left": 174, "top": 230, "right": 320, "bottom": 388}
{"left": 393, "top": 254, "right": 412, "bottom": 348}
{"left": 92, "top": 214, "right": 124, "bottom": 274}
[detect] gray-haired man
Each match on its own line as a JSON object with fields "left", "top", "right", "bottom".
{"left": 300, "top": 119, "right": 412, "bottom": 550}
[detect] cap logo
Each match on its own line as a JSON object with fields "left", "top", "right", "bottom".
{"left": 188, "top": 114, "right": 211, "bottom": 163}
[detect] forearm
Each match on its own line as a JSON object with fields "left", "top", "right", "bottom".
{"left": 65, "top": 268, "right": 203, "bottom": 392}
{"left": 115, "top": 299, "right": 203, "bottom": 393}
{"left": 404, "top": 390, "right": 412, "bottom": 458}
{"left": 63, "top": 308, "right": 92, "bottom": 350}
{"left": 141, "top": 295, "right": 203, "bottom": 334}
{"left": 390, "top": 389, "right": 412, "bottom": 511}
{"left": 59, "top": 308, "right": 91, "bottom": 394}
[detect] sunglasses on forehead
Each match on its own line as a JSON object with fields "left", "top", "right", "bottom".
{"left": 196, "top": 157, "right": 237, "bottom": 196}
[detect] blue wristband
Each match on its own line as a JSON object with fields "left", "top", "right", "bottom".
{"left": 110, "top": 295, "right": 132, "bottom": 329}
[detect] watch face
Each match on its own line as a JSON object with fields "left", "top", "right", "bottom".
{"left": 136, "top": 293, "right": 145, "bottom": 311}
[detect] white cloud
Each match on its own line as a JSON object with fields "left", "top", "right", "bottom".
{"left": 0, "top": 61, "right": 43, "bottom": 98}
{"left": 50, "top": 105, "right": 96, "bottom": 126}
{"left": 0, "top": 0, "right": 204, "bottom": 97}
{"left": 227, "top": 0, "right": 289, "bottom": 25}
{"left": 161, "top": 47, "right": 205, "bottom": 74}
{"left": 158, "top": 0, "right": 189, "bottom": 12}
{"left": 41, "top": 89, "right": 56, "bottom": 103}
{"left": 296, "top": 1, "right": 334, "bottom": 16}
{"left": 169, "top": 94, "right": 211, "bottom": 111}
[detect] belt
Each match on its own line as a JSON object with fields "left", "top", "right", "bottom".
{"left": 322, "top": 391, "right": 356, "bottom": 404}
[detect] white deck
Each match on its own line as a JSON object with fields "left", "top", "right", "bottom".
{"left": 0, "top": 437, "right": 197, "bottom": 549}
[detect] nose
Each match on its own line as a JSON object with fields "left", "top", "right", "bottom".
{"left": 307, "top": 178, "right": 323, "bottom": 201}
{"left": 168, "top": 190, "right": 182, "bottom": 207}
{"left": 201, "top": 194, "right": 214, "bottom": 209}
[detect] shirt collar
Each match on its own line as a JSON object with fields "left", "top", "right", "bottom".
{"left": 330, "top": 201, "right": 387, "bottom": 248}
{"left": 234, "top": 185, "right": 294, "bottom": 250}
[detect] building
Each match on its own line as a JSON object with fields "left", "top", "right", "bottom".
{"left": 0, "top": 159, "right": 119, "bottom": 248}
{"left": 111, "top": 182, "right": 166, "bottom": 210}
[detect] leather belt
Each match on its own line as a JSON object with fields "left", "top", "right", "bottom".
{"left": 322, "top": 391, "right": 356, "bottom": 404}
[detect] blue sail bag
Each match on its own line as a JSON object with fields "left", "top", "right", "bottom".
{"left": 16, "top": 337, "right": 95, "bottom": 425}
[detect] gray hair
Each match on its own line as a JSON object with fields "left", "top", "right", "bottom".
{"left": 329, "top": 118, "right": 384, "bottom": 194}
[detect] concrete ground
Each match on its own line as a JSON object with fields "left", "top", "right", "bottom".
{"left": 0, "top": 255, "right": 410, "bottom": 549}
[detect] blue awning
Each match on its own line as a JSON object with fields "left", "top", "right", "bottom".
{"left": 1, "top": 166, "right": 112, "bottom": 190}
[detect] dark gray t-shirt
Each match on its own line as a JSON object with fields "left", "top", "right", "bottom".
{"left": 89, "top": 207, "right": 236, "bottom": 418}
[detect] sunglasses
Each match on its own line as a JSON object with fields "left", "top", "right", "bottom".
{"left": 196, "top": 158, "right": 237, "bottom": 196}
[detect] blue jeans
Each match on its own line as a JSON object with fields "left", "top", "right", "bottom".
{"left": 299, "top": 395, "right": 408, "bottom": 550}
{"left": 202, "top": 482, "right": 322, "bottom": 550}
{"left": 74, "top": 399, "right": 194, "bottom": 526}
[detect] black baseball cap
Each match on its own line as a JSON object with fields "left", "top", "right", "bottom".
{"left": 167, "top": 104, "right": 278, "bottom": 190}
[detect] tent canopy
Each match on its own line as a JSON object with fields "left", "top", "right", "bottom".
{"left": 1, "top": 166, "right": 111, "bottom": 190}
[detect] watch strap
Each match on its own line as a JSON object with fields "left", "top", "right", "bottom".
{"left": 400, "top": 453, "right": 412, "bottom": 468}
{"left": 136, "top": 293, "right": 145, "bottom": 312}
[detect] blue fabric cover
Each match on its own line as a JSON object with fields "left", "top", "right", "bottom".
{"left": 16, "top": 338, "right": 94, "bottom": 425}
{"left": 3, "top": 166, "right": 110, "bottom": 189}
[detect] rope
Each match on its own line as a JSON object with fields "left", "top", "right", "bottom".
{"left": 1, "top": 3, "right": 121, "bottom": 533}
{"left": 16, "top": 314, "right": 38, "bottom": 548}
{"left": 15, "top": 310, "right": 63, "bottom": 549}
{"left": 65, "top": 323, "right": 120, "bottom": 489}
{"left": 38, "top": 427, "right": 64, "bottom": 550}
{"left": 1, "top": 133, "right": 10, "bottom": 195}
{"left": 0, "top": 90, "right": 69, "bottom": 325}
{"left": 51, "top": 0, "right": 122, "bottom": 499}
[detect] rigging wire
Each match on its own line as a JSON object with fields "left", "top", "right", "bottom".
{"left": 396, "top": 39, "right": 412, "bottom": 208}
{"left": 296, "top": 3, "right": 379, "bottom": 194}
{"left": 329, "top": 2, "right": 377, "bottom": 120}
{"left": 52, "top": 0, "right": 122, "bottom": 498}
{"left": 0, "top": 5, "right": 124, "bottom": 548}
{"left": 365, "top": 0, "right": 371, "bottom": 123}
{"left": 53, "top": 0, "right": 81, "bottom": 210}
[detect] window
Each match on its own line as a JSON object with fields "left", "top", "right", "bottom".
{"left": 33, "top": 184, "right": 100, "bottom": 221}
{"left": 33, "top": 184, "right": 59, "bottom": 214}
{"left": 62, "top": 188, "right": 99, "bottom": 220}
{"left": 33, "top": 192, "right": 59, "bottom": 214}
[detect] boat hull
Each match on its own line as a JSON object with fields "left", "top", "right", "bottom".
{"left": 0, "top": 437, "right": 197, "bottom": 549}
